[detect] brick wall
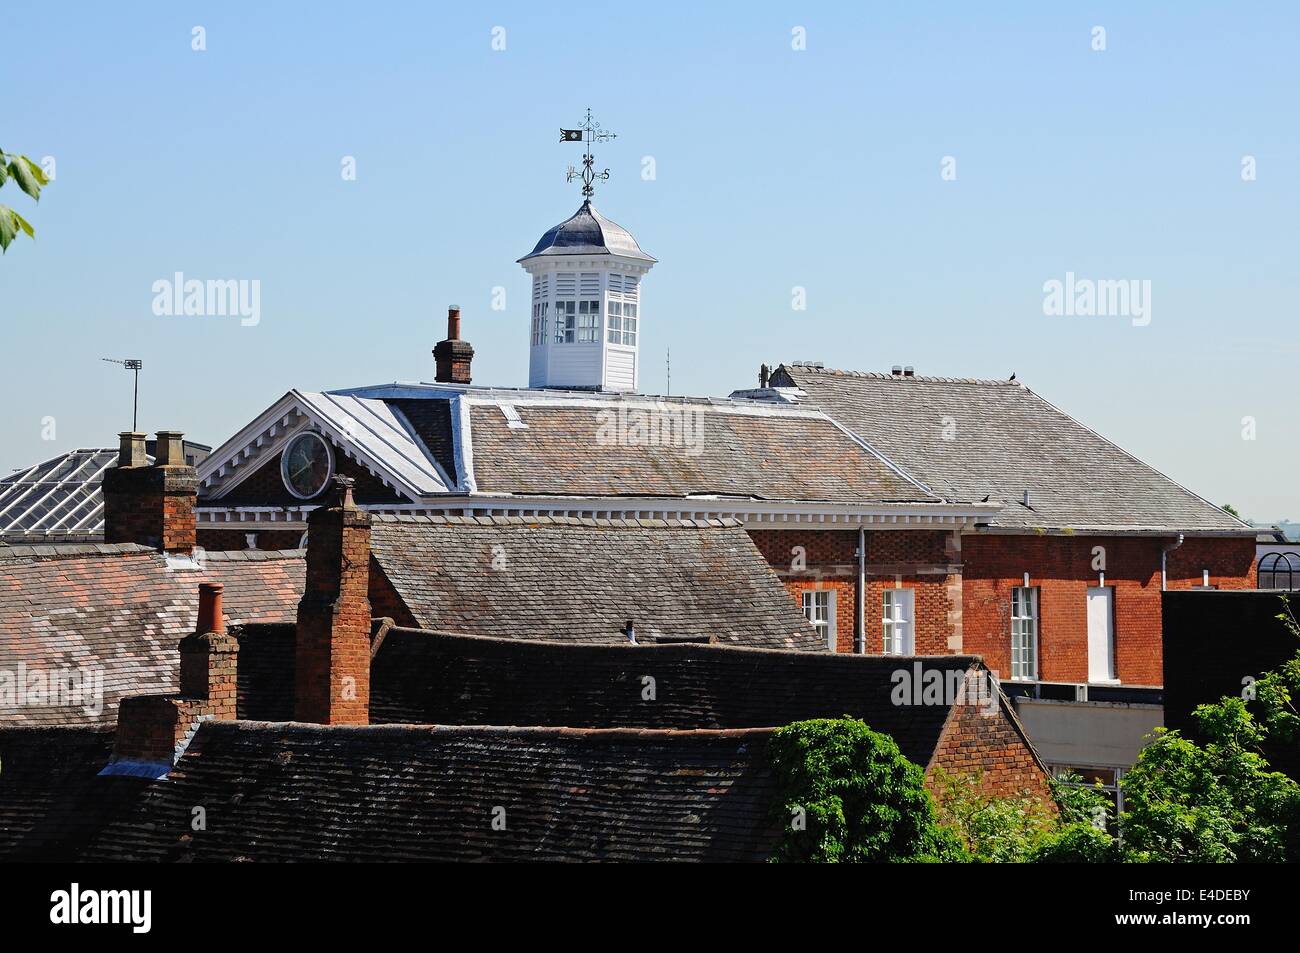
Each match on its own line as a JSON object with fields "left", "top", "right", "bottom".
{"left": 197, "top": 528, "right": 305, "bottom": 552}
{"left": 961, "top": 534, "right": 1255, "bottom": 686}
{"left": 1166, "top": 537, "right": 1257, "bottom": 589}
{"left": 747, "top": 528, "right": 958, "bottom": 655}
{"left": 926, "top": 690, "right": 1056, "bottom": 806}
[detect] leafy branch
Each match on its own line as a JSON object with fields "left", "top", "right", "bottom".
{"left": 0, "top": 148, "right": 51, "bottom": 252}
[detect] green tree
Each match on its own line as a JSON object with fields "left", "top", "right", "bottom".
{"left": 767, "top": 717, "right": 961, "bottom": 862}
{"left": 930, "top": 767, "right": 1119, "bottom": 862}
{"left": 0, "top": 148, "right": 50, "bottom": 252}
{"left": 930, "top": 766, "right": 1056, "bottom": 861}
{"left": 1120, "top": 700, "right": 1300, "bottom": 862}
{"left": 1222, "top": 503, "right": 1241, "bottom": 519}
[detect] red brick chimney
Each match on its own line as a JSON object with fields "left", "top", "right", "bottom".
{"left": 294, "top": 475, "right": 372, "bottom": 725}
{"left": 110, "top": 582, "right": 239, "bottom": 773}
{"left": 433, "top": 305, "right": 474, "bottom": 384}
{"left": 102, "top": 430, "right": 197, "bottom": 553}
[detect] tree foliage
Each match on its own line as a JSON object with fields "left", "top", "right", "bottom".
{"left": 0, "top": 148, "right": 50, "bottom": 252}
{"left": 1119, "top": 595, "right": 1300, "bottom": 862}
{"left": 930, "top": 767, "right": 1118, "bottom": 862}
{"left": 767, "top": 717, "right": 961, "bottom": 862}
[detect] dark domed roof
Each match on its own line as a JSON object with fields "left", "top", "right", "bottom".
{"left": 519, "top": 200, "right": 655, "bottom": 263}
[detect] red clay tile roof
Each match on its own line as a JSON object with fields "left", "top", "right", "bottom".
{"left": 0, "top": 544, "right": 303, "bottom": 727}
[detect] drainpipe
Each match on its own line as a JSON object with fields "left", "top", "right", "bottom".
{"left": 855, "top": 527, "right": 866, "bottom": 653}
{"left": 1161, "top": 534, "right": 1184, "bottom": 591}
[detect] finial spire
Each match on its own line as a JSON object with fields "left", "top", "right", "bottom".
{"left": 560, "top": 108, "right": 617, "bottom": 201}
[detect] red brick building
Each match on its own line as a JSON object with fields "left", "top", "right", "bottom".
{"left": 755, "top": 364, "right": 1256, "bottom": 689}
{"left": 192, "top": 354, "right": 1253, "bottom": 697}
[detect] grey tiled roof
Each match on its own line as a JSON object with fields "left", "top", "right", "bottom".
{"left": 86, "top": 722, "right": 779, "bottom": 862}
{"left": 370, "top": 627, "right": 982, "bottom": 767}
{"left": 369, "top": 514, "right": 824, "bottom": 650}
{"left": 465, "top": 398, "right": 933, "bottom": 503}
{"left": 775, "top": 365, "right": 1249, "bottom": 532}
{"left": 0, "top": 728, "right": 151, "bottom": 861}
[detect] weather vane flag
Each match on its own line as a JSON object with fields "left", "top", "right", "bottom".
{"left": 560, "top": 108, "right": 617, "bottom": 200}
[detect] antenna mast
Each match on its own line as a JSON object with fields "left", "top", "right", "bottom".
{"left": 102, "top": 358, "right": 143, "bottom": 431}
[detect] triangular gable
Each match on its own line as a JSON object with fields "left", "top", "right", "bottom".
{"left": 198, "top": 390, "right": 458, "bottom": 502}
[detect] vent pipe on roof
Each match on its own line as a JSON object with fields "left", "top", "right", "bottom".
{"left": 623, "top": 619, "right": 637, "bottom": 644}
{"left": 903, "top": 366, "right": 915, "bottom": 377}
{"left": 759, "top": 364, "right": 771, "bottom": 389}
{"left": 891, "top": 366, "right": 903, "bottom": 376}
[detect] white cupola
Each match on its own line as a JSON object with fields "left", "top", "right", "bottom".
{"left": 518, "top": 199, "right": 655, "bottom": 392}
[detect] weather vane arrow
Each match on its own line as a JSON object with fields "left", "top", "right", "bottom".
{"left": 560, "top": 108, "right": 616, "bottom": 201}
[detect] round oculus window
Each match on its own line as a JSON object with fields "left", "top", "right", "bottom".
{"left": 281, "top": 432, "right": 333, "bottom": 499}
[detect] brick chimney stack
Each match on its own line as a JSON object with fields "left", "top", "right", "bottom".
{"left": 179, "top": 584, "right": 238, "bottom": 711}
{"left": 102, "top": 430, "right": 197, "bottom": 553}
{"left": 294, "top": 475, "right": 372, "bottom": 725}
{"left": 433, "top": 305, "right": 474, "bottom": 384}
{"left": 110, "top": 582, "right": 239, "bottom": 773}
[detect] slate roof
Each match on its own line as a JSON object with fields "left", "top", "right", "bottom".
{"left": 464, "top": 397, "right": 931, "bottom": 503}
{"left": 369, "top": 515, "right": 824, "bottom": 650}
{"left": 519, "top": 200, "right": 655, "bottom": 263}
{"left": 200, "top": 385, "right": 960, "bottom": 512}
{"left": 0, "top": 545, "right": 304, "bottom": 727}
{"left": 86, "top": 721, "right": 776, "bottom": 862}
{"left": 773, "top": 364, "right": 1250, "bottom": 533}
{"left": 369, "top": 628, "right": 983, "bottom": 767}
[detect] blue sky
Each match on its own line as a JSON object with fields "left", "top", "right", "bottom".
{"left": 2, "top": 2, "right": 1297, "bottom": 519}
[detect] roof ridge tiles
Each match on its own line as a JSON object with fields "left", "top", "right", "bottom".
{"left": 788, "top": 364, "right": 1020, "bottom": 387}
{"left": 212, "top": 720, "right": 778, "bottom": 742}
{"left": 201, "top": 548, "right": 306, "bottom": 561}
{"left": 382, "top": 624, "right": 983, "bottom": 664}
{"left": 372, "top": 513, "right": 742, "bottom": 530}
{"left": 0, "top": 541, "right": 157, "bottom": 561}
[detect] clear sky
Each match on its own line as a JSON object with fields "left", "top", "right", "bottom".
{"left": 2, "top": 2, "right": 1296, "bottom": 520}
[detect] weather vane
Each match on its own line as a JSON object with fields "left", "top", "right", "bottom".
{"left": 560, "top": 108, "right": 617, "bottom": 201}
